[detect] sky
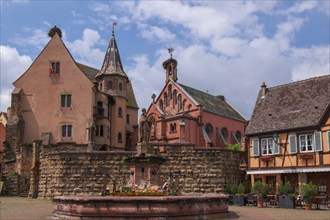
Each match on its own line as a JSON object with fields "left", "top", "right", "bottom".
{"left": 1, "top": 0, "right": 329, "bottom": 119}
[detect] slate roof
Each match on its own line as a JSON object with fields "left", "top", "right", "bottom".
{"left": 96, "top": 32, "right": 126, "bottom": 78}
{"left": 246, "top": 74, "right": 330, "bottom": 135}
{"left": 76, "top": 62, "right": 138, "bottom": 109}
{"left": 178, "top": 83, "right": 246, "bottom": 122}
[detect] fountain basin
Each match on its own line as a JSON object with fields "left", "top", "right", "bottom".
{"left": 53, "top": 194, "right": 228, "bottom": 219}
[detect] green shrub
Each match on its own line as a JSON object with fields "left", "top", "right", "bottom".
{"left": 251, "top": 182, "right": 270, "bottom": 201}
{"left": 225, "top": 144, "right": 241, "bottom": 151}
{"left": 301, "top": 182, "right": 317, "bottom": 204}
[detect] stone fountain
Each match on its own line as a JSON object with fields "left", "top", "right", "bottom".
{"left": 52, "top": 108, "right": 229, "bottom": 219}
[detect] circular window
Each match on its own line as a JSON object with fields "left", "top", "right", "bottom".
{"left": 205, "top": 123, "right": 213, "bottom": 137}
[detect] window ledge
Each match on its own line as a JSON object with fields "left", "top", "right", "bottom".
{"left": 298, "top": 152, "right": 315, "bottom": 159}
{"left": 260, "top": 155, "right": 275, "bottom": 161}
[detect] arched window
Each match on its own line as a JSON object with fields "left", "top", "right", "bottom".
{"left": 221, "top": 127, "right": 228, "bottom": 141}
{"left": 178, "top": 94, "right": 182, "bottom": 111}
{"left": 159, "top": 99, "right": 163, "bottom": 110}
{"left": 205, "top": 123, "right": 213, "bottom": 137}
{"left": 168, "top": 84, "right": 172, "bottom": 99}
{"left": 188, "top": 104, "right": 192, "bottom": 110}
{"left": 118, "top": 107, "right": 122, "bottom": 117}
{"left": 118, "top": 132, "right": 122, "bottom": 143}
{"left": 164, "top": 92, "right": 168, "bottom": 107}
{"left": 173, "top": 90, "right": 177, "bottom": 106}
{"left": 119, "top": 82, "right": 123, "bottom": 91}
{"left": 108, "top": 81, "right": 113, "bottom": 90}
{"left": 236, "top": 131, "right": 242, "bottom": 143}
{"left": 183, "top": 99, "right": 187, "bottom": 111}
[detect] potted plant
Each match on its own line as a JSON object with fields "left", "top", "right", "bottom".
{"left": 251, "top": 181, "right": 270, "bottom": 208}
{"left": 277, "top": 182, "right": 296, "bottom": 209}
{"left": 300, "top": 182, "right": 317, "bottom": 210}
{"left": 233, "top": 183, "right": 247, "bottom": 206}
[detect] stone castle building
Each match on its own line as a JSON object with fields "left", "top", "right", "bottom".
{"left": 147, "top": 57, "right": 247, "bottom": 148}
{"left": 2, "top": 26, "right": 245, "bottom": 197}
{"left": 3, "top": 26, "right": 138, "bottom": 196}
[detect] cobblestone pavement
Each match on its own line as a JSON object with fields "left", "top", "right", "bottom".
{"left": 0, "top": 196, "right": 329, "bottom": 220}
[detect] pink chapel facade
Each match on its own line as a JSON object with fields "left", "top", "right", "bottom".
{"left": 6, "top": 26, "right": 139, "bottom": 152}
{"left": 146, "top": 58, "right": 248, "bottom": 148}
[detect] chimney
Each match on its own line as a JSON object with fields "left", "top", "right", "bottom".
{"left": 217, "top": 95, "right": 226, "bottom": 101}
{"left": 261, "top": 82, "right": 267, "bottom": 99}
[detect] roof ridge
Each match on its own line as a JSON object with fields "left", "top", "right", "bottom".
{"left": 76, "top": 62, "right": 99, "bottom": 71}
{"left": 178, "top": 83, "right": 218, "bottom": 98}
{"left": 269, "top": 74, "right": 330, "bottom": 90}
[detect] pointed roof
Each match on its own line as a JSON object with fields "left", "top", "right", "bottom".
{"left": 246, "top": 74, "right": 330, "bottom": 135}
{"left": 96, "top": 31, "right": 126, "bottom": 78}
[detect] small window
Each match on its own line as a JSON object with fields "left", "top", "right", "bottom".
{"left": 61, "top": 94, "right": 71, "bottom": 108}
{"left": 178, "top": 94, "right": 182, "bottom": 110}
{"left": 205, "top": 123, "right": 213, "bottom": 137}
{"left": 108, "top": 81, "right": 113, "bottom": 90}
{"left": 159, "top": 99, "right": 163, "bottom": 110}
{"left": 221, "top": 127, "right": 228, "bottom": 140}
{"left": 118, "top": 107, "right": 122, "bottom": 117}
{"left": 261, "top": 138, "right": 273, "bottom": 155}
{"left": 119, "top": 82, "right": 123, "bottom": 91}
{"left": 50, "top": 62, "right": 60, "bottom": 74}
{"left": 187, "top": 104, "right": 192, "bottom": 110}
{"left": 126, "top": 114, "right": 130, "bottom": 125}
{"left": 168, "top": 84, "right": 172, "bottom": 99}
{"left": 99, "top": 82, "right": 103, "bottom": 91}
{"left": 299, "top": 134, "right": 313, "bottom": 152}
{"left": 173, "top": 90, "right": 177, "bottom": 106}
{"left": 236, "top": 131, "right": 242, "bottom": 143}
{"left": 62, "top": 125, "right": 72, "bottom": 138}
{"left": 170, "top": 123, "right": 177, "bottom": 132}
{"left": 95, "top": 125, "right": 104, "bottom": 137}
{"left": 118, "top": 132, "right": 122, "bottom": 143}
{"left": 164, "top": 92, "right": 168, "bottom": 107}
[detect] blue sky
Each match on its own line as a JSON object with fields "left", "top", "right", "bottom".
{"left": 1, "top": 0, "right": 329, "bottom": 119}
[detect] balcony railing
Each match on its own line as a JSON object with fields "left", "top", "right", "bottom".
{"left": 93, "top": 106, "right": 105, "bottom": 117}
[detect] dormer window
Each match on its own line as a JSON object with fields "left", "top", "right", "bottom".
{"left": 99, "top": 82, "right": 103, "bottom": 91}
{"left": 50, "top": 62, "right": 60, "bottom": 74}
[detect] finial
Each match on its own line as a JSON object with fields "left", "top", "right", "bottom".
{"left": 151, "top": 94, "right": 156, "bottom": 103}
{"left": 168, "top": 47, "right": 174, "bottom": 59}
{"left": 112, "top": 22, "right": 117, "bottom": 36}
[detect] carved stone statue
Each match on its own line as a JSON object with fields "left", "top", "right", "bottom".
{"left": 138, "top": 108, "right": 150, "bottom": 143}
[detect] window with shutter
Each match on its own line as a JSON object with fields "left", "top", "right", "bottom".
{"left": 252, "top": 139, "right": 259, "bottom": 156}
{"left": 314, "top": 131, "right": 322, "bottom": 152}
{"left": 289, "top": 135, "right": 297, "bottom": 154}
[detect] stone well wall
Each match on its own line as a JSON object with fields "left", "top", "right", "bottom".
{"left": 37, "top": 144, "right": 244, "bottom": 198}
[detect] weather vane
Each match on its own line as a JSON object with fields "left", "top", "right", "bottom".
{"left": 112, "top": 22, "right": 117, "bottom": 35}
{"left": 168, "top": 47, "right": 174, "bottom": 58}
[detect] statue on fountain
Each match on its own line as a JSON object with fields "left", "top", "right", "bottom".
{"left": 138, "top": 108, "right": 150, "bottom": 143}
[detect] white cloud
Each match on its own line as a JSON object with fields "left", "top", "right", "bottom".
{"left": 291, "top": 46, "right": 330, "bottom": 81}
{"left": 274, "top": 16, "right": 305, "bottom": 51}
{"left": 12, "top": 28, "right": 49, "bottom": 50}
{"left": 139, "top": 24, "right": 176, "bottom": 42}
{"left": 66, "top": 28, "right": 105, "bottom": 68}
{"left": 0, "top": 45, "right": 32, "bottom": 112}
{"left": 284, "top": 1, "right": 318, "bottom": 14}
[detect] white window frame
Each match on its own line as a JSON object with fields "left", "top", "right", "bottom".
{"left": 261, "top": 138, "right": 273, "bottom": 155}
{"left": 61, "top": 94, "right": 72, "bottom": 108}
{"left": 299, "top": 134, "right": 314, "bottom": 152}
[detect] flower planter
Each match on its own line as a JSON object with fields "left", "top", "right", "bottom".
{"left": 257, "top": 201, "right": 263, "bottom": 208}
{"left": 233, "top": 195, "right": 246, "bottom": 206}
{"left": 278, "top": 195, "right": 295, "bottom": 209}
{"left": 304, "top": 204, "right": 312, "bottom": 210}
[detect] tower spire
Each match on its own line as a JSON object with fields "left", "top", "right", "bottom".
{"left": 96, "top": 22, "right": 126, "bottom": 78}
